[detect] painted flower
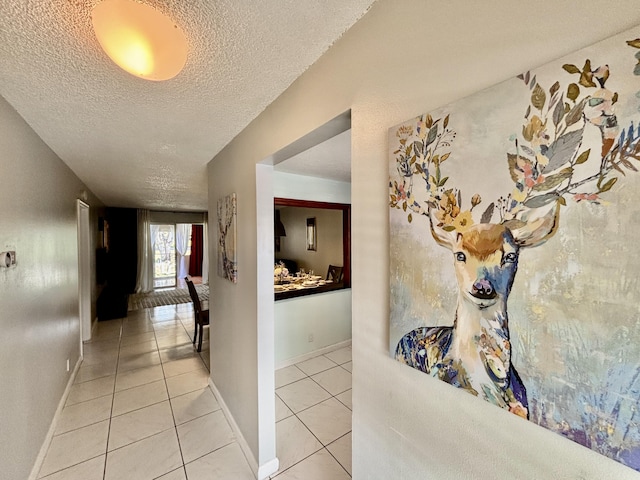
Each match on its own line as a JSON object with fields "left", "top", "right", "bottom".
{"left": 471, "top": 194, "right": 482, "bottom": 208}
{"left": 452, "top": 210, "right": 474, "bottom": 233}
{"left": 574, "top": 193, "right": 599, "bottom": 203}
{"left": 396, "top": 125, "right": 414, "bottom": 140}
{"left": 434, "top": 191, "right": 460, "bottom": 225}
{"left": 522, "top": 163, "right": 545, "bottom": 188}
{"left": 512, "top": 188, "right": 527, "bottom": 203}
{"left": 523, "top": 115, "right": 550, "bottom": 149}
{"left": 584, "top": 88, "right": 619, "bottom": 140}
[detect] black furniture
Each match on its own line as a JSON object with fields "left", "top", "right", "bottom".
{"left": 326, "top": 265, "right": 344, "bottom": 283}
{"left": 185, "top": 277, "right": 209, "bottom": 352}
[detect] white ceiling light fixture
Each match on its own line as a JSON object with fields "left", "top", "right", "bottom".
{"left": 91, "top": 0, "right": 188, "bottom": 81}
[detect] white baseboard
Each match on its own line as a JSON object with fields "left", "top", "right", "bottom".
{"left": 275, "top": 339, "right": 352, "bottom": 370}
{"left": 208, "top": 378, "right": 279, "bottom": 480}
{"left": 258, "top": 457, "right": 280, "bottom": 479}
{"left": 28, "top": 356, "right": 83, "bottom": 480}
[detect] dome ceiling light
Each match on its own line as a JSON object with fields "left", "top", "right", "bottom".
{"left": 91, "top": 0, "right": 188, "bottom": 81}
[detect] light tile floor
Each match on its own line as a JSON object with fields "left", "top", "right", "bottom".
{"left": 272, "top": 347, "right": 352, "bottom": 478}
{"left": 37, "top": 303, "right": 352, "bottom": 479}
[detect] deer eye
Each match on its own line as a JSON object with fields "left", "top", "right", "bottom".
{"left": 455, "top": 252, "right": 466, "bottom": 262}
{"left": 503, "top": 252, "right": 517, "bottom": 264}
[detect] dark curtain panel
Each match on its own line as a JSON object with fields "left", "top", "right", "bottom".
{"left": 189, "top": 224, "right": 203, "bottom": 276}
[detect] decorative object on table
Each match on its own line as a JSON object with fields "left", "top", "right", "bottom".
{"left": 306, "top": 217, "right": 316, "bottom": 251}
{"left": 389, "top": 25, "right": 640, "bottom": 471}
{"left": 274, "top": 261, "right": 289, "bottom": 284}
{"left": 217, "top": 193, "right": 237, "bottom": 283}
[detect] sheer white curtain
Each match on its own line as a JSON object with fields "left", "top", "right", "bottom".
{"left": 202, "top": 213, "right": 209, "bottom": 285}
{"left": 135, "top": 209, "right": 157, "bottom": 293}
{"left": 176, "top": 223, "right": 191, "bottom": 282}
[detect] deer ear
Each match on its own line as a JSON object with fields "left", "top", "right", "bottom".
{"left": 505, "top": 200, "right": 560, "bottom": 248}
{"left": 428, "top": 206, "right": 458, "bottom": 250}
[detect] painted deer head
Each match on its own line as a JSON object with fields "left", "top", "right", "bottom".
{"left": 428, "top": 201, "right": 561, "bottom": 314}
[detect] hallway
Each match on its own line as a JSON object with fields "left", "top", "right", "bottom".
{"left": 36, "top": 303, "right": 351, "bottom": 479}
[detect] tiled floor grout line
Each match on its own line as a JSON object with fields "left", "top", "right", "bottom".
{"left": 101, "top": 317, "right": 125, "bottom": 480}
{"left": 273, "top": 351, "right": 353, "bottom": 478}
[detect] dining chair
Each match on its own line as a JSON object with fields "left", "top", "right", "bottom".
{"left": 185, "top": 277, "right": 209, "bottom": 352}
{"left": 326, "top": 265, "right": 344, "bottom": 283}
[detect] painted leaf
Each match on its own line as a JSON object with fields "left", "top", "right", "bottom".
{"left": 524, "top": 193, "right": 559, "bottom": 208}
{"left": 565, "top": 98, "right": 587, "bottom": 127}
{"left": 579, "top": 60, "right": 596, "bottom": 87}
{"left": 550, "top": 81, "right": 560, "bottom": 96}
{"left": 413, "top": 141, "right": 423, "bottom": 156}
{"left": 425, "top": 114, "right": 433, "bottom": 128}
{"left": 627, "top": 38, "right": 640, "bottom": 48}
{"left": 407, "top": 213, "right": 412, "bottom": 223}
{"left": 438, "top": 176, "right": 449, "bottom": 187}
{"left": 524, "top": 71, "right": 530, "bottom": 84}
{"left": 558, "top": 196, "right": 567, "bottom": 206}
{"left": 567, "top": 83, "right": 580, "bottom": 101}
{"left": 425, "top": 125, "right": 438, "bottom": 147}
{"left": 402, "top": 202, "right": 407, "bottom": 211}
{"left": 563, "top": 64, "right": 581, "bottom": 74}
{"left": 599, "top": 177, "right": 618, "bottom": 193}
{"left": 442, "top": 225, "right": 456, "bottom": 232}
{"left": 444, "top": 114, "right": 449, "bottom": 129}
{"left": 440, "top": 153, "right": 451, "bottom": 163}
{"left": 520, "top": 144, "right": 536, "bottom": 158}
{"left": 480, "top": 202, "right": 495, "bottom": 223}
{"left": 525, "top": 105, "right": 531, "bottom": 119}
{"left": 552, "top": 96, "right": 564, "bottom": 126}
{"left": 621, "top": 159, "right": 638, "bottom": 172}
{"left": 531, "top": 83, "right": 546, "bottom": 110}
{"left": 544, "top": 129, "right": 583, "bottom": 172}
{"left": 532, "top": 168, "right": 573, "bottom": 191}
{"left": 530, "top": 75, "right": 537, "bottom": 90}
{"left": 575, "top": 149, "right": 590, "bottom": 165}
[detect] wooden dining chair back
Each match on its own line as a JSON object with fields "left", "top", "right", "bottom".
{"left": 326, "top": 265, "right": 344, "bottom": 283}
{"left": 185, "top": 277, "right": 210, "bottom": 352}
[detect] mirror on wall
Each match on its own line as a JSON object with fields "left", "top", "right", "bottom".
{"left": 274, "top": 198, "right": 350, "bottom": 286}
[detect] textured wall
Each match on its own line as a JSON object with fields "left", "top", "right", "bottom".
{"left": 0, "top": 95, "right": 102, "bottom": 480}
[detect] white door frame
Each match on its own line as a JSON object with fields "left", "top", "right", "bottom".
{"left": 76, "top": 200, "right": 91, "bottom": 349}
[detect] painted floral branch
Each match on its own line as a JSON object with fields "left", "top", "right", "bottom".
{"left": 389, "top": 38, "right": 640, "bottom": 232}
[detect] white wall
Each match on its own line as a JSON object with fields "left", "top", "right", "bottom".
{"left": 209, "top": 1, "right": 640, "bottom": 478}
{"left": 275, "top": 289, "right": 352, "bottom": 367}
{"left": 0, "top": 95, "right": 103, "bottom": 480}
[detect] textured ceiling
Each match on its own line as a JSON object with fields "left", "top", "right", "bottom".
{"left": 0, "top": 0, "right": 373, "bottom": 210}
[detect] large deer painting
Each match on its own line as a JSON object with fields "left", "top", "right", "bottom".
{"left": 389, "top": 26, "right": 640, "bottom": 470}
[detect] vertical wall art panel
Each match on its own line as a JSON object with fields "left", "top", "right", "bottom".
{"left": 217, "top": 193, "right": 237, "bottom": 283}
{"left": 389, "top": 26, "right": 640, "bottom": 470}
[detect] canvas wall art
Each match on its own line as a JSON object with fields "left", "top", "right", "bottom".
{"left": 389, "top": 25, "right": 640, "bottom": 470}
{"left": 217, "top": 192, "right": 237, "bottom": 283}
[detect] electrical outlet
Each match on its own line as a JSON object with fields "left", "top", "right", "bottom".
{"left": 308, "top": 333, "right": 314, "bottom": 343}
